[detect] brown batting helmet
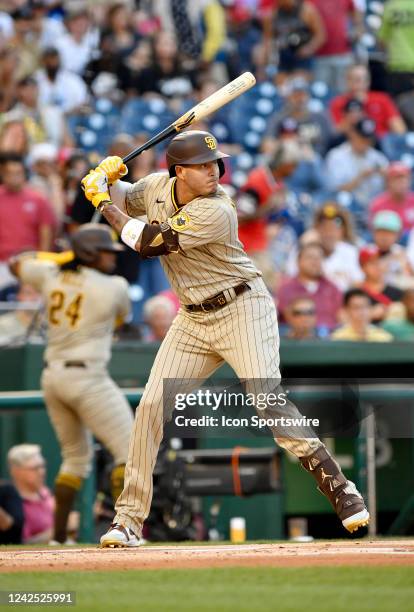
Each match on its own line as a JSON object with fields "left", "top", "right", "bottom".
{"left": 166, "top": 130, "right": 229, "bottom": 178}
{"left": 70, "top": 224, "right": 124, "bottom": 264}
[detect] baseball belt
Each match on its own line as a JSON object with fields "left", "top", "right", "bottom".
{"left": 184, "top": 282, "right": 251, "bottom": 313}
{"left": 44, "top": 361, "right": 87, "bottom": 368}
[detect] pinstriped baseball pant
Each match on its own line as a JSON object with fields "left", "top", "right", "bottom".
{"left": 115, "top": 277, "right": 322, "bottom": 535}
{"left": 42, "top": 364, "right": 134, "bottom": 479}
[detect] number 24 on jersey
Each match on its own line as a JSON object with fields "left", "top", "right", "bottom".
{"left": 48, "top": 291, "right": 84, "bottom": 328}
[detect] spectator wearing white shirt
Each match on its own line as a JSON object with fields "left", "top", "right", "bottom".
{"left": 36, "top": 47, "right": 88, "bottom": 113}
{"left": 372, "top": 210, "right": 414, "bottom": 290}
{"left": 313, "top": 203, "right": 363, "bottom": 291}
{"left": 325, "top": 118, "right": 388, "bottom": 210}
{"left": 55, "top": 7, "right": 99, "bottom": 75}
{"left": 402, "top": 226, "right": 414, "bottom": 283}
{"left": 31, "top": 2, "right": 65, "bottom": 49}
{"left": 28, "top": 142, "right": 66, "bottom": 227}
{"left": 285, "top": 202, "right": 363, "bottom": 291}
{"left": 9, "top": 75, "right": 73, "bottom": 148}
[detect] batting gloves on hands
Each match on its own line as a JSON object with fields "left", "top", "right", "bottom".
{"left": 95, "top": 156, "right": 128, "bottom": 184}
{"left": 81, "top": 170, "right": 111, "bottom": 208}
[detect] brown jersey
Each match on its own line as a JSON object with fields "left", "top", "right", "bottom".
{"left": 125, "top": 172, "right": 260, "bottom": 304}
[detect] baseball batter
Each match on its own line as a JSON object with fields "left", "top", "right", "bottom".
{"left": 81, "top": 131, "right": 369, "bottom": 547}
{"left": 9, "top": 225, "right": 134, "bottom": 544}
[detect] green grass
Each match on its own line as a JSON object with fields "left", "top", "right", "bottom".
{"left": 0, "top": 567, "right": 413, "bottom": 612}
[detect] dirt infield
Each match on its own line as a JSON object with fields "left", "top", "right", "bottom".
{"left": 1, "top": 540, "right": 413, "bottom": 572}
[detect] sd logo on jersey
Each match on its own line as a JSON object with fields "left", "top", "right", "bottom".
{"left": 171, "top": 211, "right": 192, "bottom": 232}
{"left": 205, "top": 136, "right": 217, "bottom": 150}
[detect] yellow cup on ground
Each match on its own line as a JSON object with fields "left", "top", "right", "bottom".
{"left": 230, "top": 517, "right": 246, "bottom": 543}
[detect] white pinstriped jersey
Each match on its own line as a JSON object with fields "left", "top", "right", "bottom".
{"left": 125, "top": 172, "right": 260, "bottom": 304}
{"left": 19, "top": 259, "right": 130, "bottom": 364}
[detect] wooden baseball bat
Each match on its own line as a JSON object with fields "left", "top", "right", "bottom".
{"left": 91, "top": 72, "right": 256, "bottom": 221}
{"left": 122, "top": 71, "right": 256, "bottom": 163}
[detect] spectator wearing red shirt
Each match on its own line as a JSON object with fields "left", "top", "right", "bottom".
{"left": 358, "top": 245, "right": 403, "bottom": 323}
{"left": 0, "top": 153, "right": 55, "bottom": 292}
{"left": 310, "top": 0, "right": 364, "bottom": 92}
{"left": 277, "top": 242, "right": 343, "bottom": 331}
{"left": 330, "top": 64, "right": 406, "bottom": 138}
{"left": 238, "top": 140, "right": 301, "bottom": 285}
{"left": 369, "top": 163, "right": 414, "bottom": 234}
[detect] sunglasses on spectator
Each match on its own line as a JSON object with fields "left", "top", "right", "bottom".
{"left": 292, "top": 309, "right": 315, "bottom": 316}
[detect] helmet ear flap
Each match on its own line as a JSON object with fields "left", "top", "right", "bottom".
{"left": 218, "top": 159, "right": 225, "bottom": 178}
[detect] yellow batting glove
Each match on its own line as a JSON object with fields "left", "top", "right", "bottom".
{"left": 95, "top": 156, "right": 128, "bottom": 184}
{"left": 81, "top": 170, "right": 112, "bottom": 208}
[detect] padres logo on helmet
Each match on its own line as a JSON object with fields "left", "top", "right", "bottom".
{"left": 205, "top": 136, "right": 217, "bottom": 150}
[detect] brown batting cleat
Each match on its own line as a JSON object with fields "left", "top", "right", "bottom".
{"left": 100, "top": 523, "right": 143, "bottom": 548}
{"left": 300, "top": 447, "right": 370, "bottom": 533}
{"left": 334, "top": 481, "right": 370, "bottom": 533}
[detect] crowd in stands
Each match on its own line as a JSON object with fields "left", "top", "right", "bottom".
{"left": 1, "top": 0, "right": 414, "bottom": 343}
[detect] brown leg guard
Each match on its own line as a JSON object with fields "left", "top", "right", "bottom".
{"left": 54, "top": 473, "right": 82, "bottom": 543}
{"left": 110, "top": 464, "right": 125, "bottom": 504}
{"left": 300, "top": 446, "right": 369, "bottom": 529}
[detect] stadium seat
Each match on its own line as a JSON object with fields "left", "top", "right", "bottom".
{"left": 66, "top": 98, "right": 122, "bottom": 155}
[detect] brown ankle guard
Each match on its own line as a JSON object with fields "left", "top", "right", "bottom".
{"left": 54, "top": 474, "right": 82, "bottom": 543}
{"left": 300, "top": 447, "right": 347, "bottom": 509}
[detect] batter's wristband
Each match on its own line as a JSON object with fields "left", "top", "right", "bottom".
{"left": 121, "top": 218, "right": 146, "bottom": 250}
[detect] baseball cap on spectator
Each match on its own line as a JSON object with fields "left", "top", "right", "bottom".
{"left": 344, "top": 98, "right": 364, "bottom": 113}
{"left": 372, "top": 210, "right": 402, "bottom": 233}
{"left": 277, "top": 117, "right": 299, "bottom": 136}
{"left": 359, "top": 245, "right": 381, "bottom": 266}
{"left": 29, "top": 143, "right": 58, "bottom": 166}
{"left": 353, "top": 118, "right": 376, "bottom": 140}
{"left": 229, "top": 6, "right": 251, "bottom": 22}
{"left": 386, "top": 162, "right": 411, "bottom": 179}
{"left": 315, "top": 203, "right": 346, "bottom": 225}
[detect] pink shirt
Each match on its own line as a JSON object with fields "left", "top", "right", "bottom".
{"left": 22, "top": 487, "right": 54, "bottom": 542}
{"left": 277, "top": 276, "right": 343, "bottom": 330}
{"left": 310, "top": 0, "right": 356, "bottom": 56}
{"left": 369, "top": 192, "right": 414, "bottom": 232}
{"left": 0, "top": 185, "right": 56, "bottom": 261}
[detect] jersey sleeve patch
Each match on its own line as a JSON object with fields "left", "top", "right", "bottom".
{"left": 170, "top": 211, "right": 193, "bottom": 232}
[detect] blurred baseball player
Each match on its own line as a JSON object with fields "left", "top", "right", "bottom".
{"left": 9, "top": 225, "right": 134, "bottom": 544}
{"left": 82, "top": 131, "right": 369, "bottom": 547}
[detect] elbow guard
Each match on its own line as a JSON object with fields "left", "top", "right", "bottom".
{"left": 140, "top": 222, "right": 179, "bottom": 258}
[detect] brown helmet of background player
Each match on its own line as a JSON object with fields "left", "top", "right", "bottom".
{"left": 70, "top": 223, "right": 124, "bottom": 265}
{"left": 166, "top": 130, "right": 229, "bottom": 178}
